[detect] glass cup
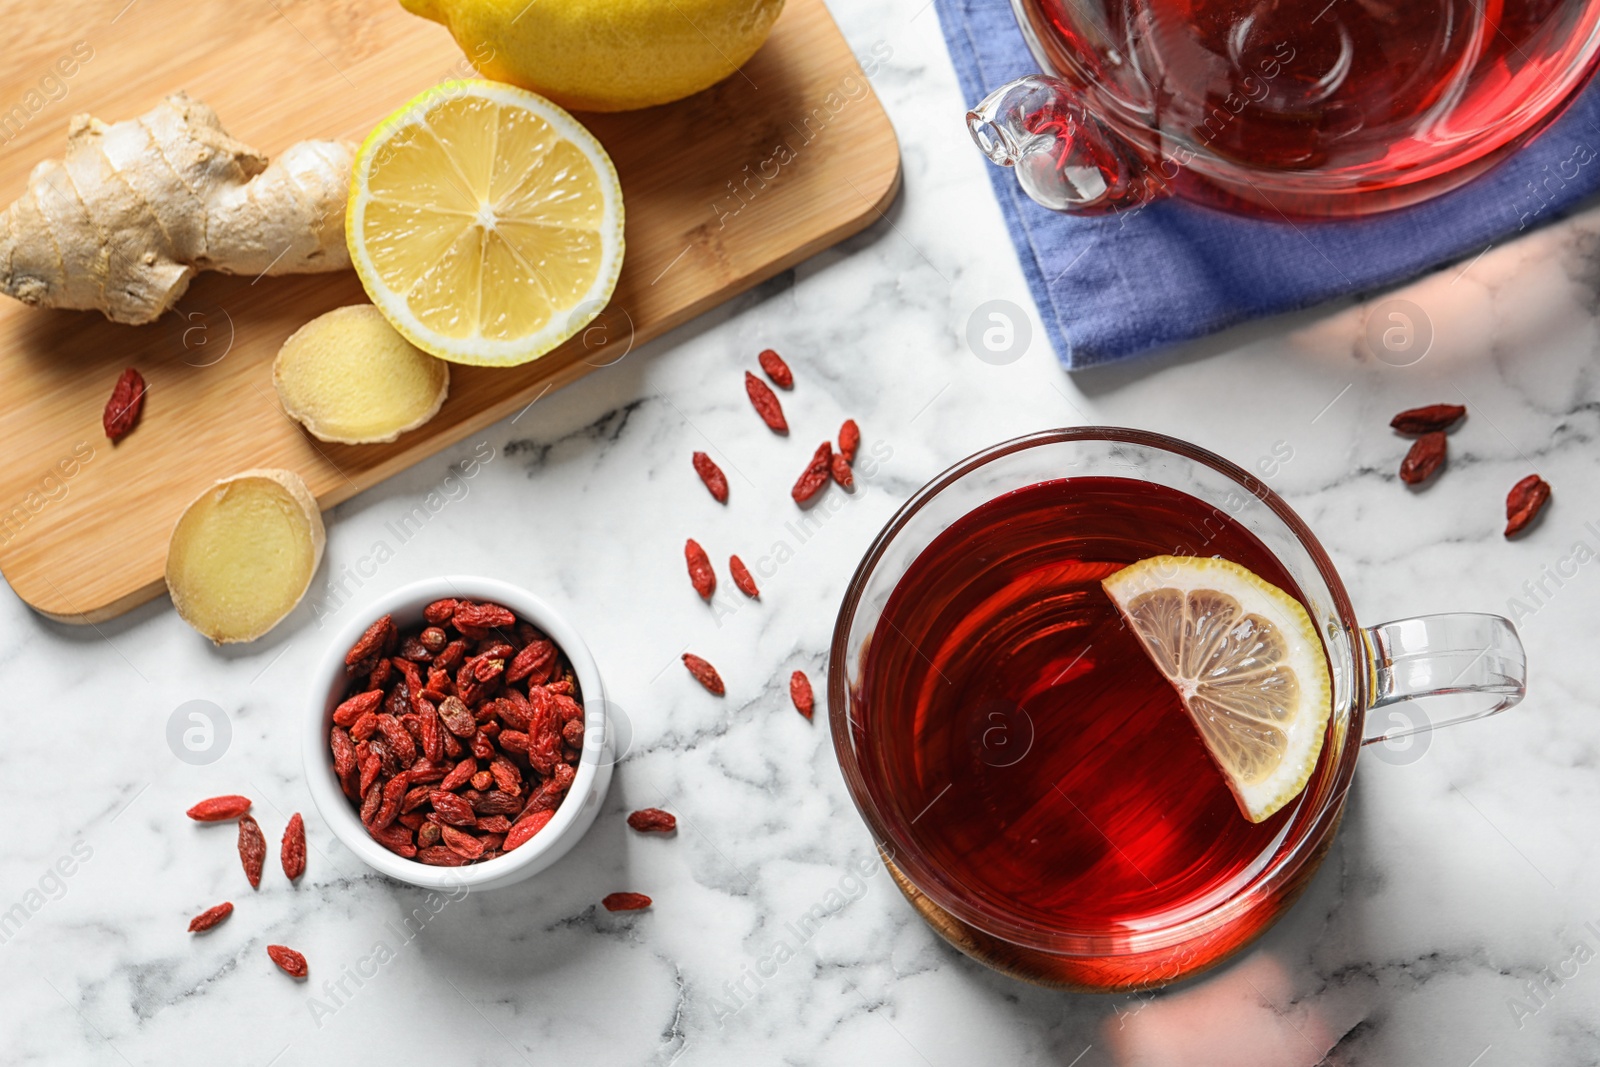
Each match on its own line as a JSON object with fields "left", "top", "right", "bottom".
{"left": 965, "top": 0, "right": 1600, "bottom": 217}
{"left": 829, "top": 428, "right": 1525, "bottom": 990}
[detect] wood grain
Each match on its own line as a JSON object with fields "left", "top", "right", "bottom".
{"left": 0, "top": 0, "right": 900, "bottom": 622}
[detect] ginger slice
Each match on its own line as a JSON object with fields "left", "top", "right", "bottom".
{"left": 166, "top": 469, "right": 325, "bottom": 643}
{"left": 273, "top": 305, "right": 450, "bottom": 444}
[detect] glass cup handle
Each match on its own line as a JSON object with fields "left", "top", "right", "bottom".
{"left": 966, "top": 75, "right": 1162, "bottom": 215}
{"left": 1361, "top": 613, "right": 1526, "bottom": 745}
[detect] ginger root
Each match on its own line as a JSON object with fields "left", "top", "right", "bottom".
{"left": 0, "top": 92, "right": 355, "bottom": 325}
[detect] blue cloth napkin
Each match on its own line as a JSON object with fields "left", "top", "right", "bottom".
{"left": 935, "top": 0, "right": 1600, "bottom": 368}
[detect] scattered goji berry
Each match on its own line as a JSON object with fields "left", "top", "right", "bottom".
{"left": 758, "top": 348, "right": 794, "bottom": 389}
{"left": 729, "top": 555, "right": 759, "bottom": 599}
{"left": 237, "top": 815, "right": 266, "bottom": 889}
{"left": 1390, "top": 404, "right": 1466, "bottom": 435}
{"left": 267, "top": 945, "right": 308, "bottom": 978}
{"left": 188, "top": 902, "right": 233, "bottom": 933}
{"left": 830, "top": 452, "right": 854, "bottom": 490}
{"left": 683, "top": 653, "right": 725, "bottom": 695}
{"left": 692, "top": 451, "right": 729, "bottom": 504}
{"left": 1399, "top": 432, "right": 1446, "bottom": 485}
{"left": 281, "top": 813, "right": 306, "bottom": 882}
{"left": 186, "top": 795, "right": 251, "bottom": 822}
{"left": 745, "top": 371, "right": 788, "bottom": 433}
{"left": 685, "top": 539, "right": 716, "bottom": 599}
{"left": 790, "top": 671, "right": 815, "bottom": 720}
{"left": 603, "top": 892, "right": 652, "bottom": 912}
{"left": 627, "top": 808, "right": 677, "bottom": 833}
{"left": 103, "top": 367, "right": 146, "bottom": 442}
{"left": 838, "top": 419, "right": 860, "bottom": 463}
{"left": 792, "top": 441, "right": 833, "bottom": 503}
{"left": 1505, "top": 475, "right": 1552, "bottom": 537}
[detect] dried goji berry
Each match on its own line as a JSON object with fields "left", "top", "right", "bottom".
{"left": 627, "top": 808, "right": 677, "bottom": 833}
{"left": 267, "top": 944, "right": 308, "bottom": 978}
{"left": 186, "top": 795, "right": 251, "bottom": 822}
{"left": 729, "top": 555, "right": 759, "bottom": 599}
{"left": 188, "top": 902, "right": 233, "bottom": 933}
{"left": 758, "top": 348, "right": 794, "bottom": 389}
{"left": 369, "top": 820, "right": 416, "bottom": 856}
{"left": 374, "top": 775, "right": 409, "bottom": 830}
{"left": 790, "top": 671, "right": 815, "bottom": 719}
{"left": 602, "top": 892, "right": 652, "bottom": 912}
{"left": 1390, "top": 403, "right": 1466, "bottom": 435}
{"left": 745, "top": 371, "right": 788, "bottom": 433}
{"left": 1505, "top": 474, "right": 1552, "bottom": 537}
{"left": 473, "top": 791, "right": 522, "bottom": 816}
{"left": 331, "top": 689, "right": 383, "bottom": 727}
{"left": 237, "top": 815, "right": 266, "bottom": 889}
{"left": 103, "top": 367, "right": 146, "bottom": 442}
{"left": 440, "top": 824, "right": 487, "bottom": 860}
{"left": 437, "top": 696, "right": 477, "bottom": 737}
{"left": 345, "top": 615, "right": 396, "bottom": 672}
{"left": 505, "top": 809, "right": 555, "bottom": 851}
{"left": 685, "top": 538, "right": 716, "bottom": 599}
{"left": 418, "top": 845, "right": 469, "bottom": 867}
{"left": 453, "top": 601, "right": 516, "bottom": 630}
{"left": 830, "top": 452, "right": 854, "bottom": 490}
{"left": 506, "top": 640, "right": 556, "bottom": 685}
{"left": 490, "top": 756, "right": 522, "bottom": 794}
{"left": 792, "top": 441, "right": 833, "bottom": 503}
{"left": 281, "top": 813, "right": 306, "bottom": 882}
{"left": 423, "top": 598, "right": 458, "bottom": 625}
{"left": 1399, "top": 431, "right": 1446, "bottom": 485}
{"left": 683, "top": 653, "right": 725, "bottom": 696}
{"left": 416, "top": 822, "right": 441, "bottom": 850}
{"left": 377, "top": 714, "right": 418, "bottom": 766}
{"left": 838, "top": 419, "right": 860, "bottom": 463}
{"left": 692, "top": 451, "right": 730, "bottom": 504}
{"left": 330, "top": 728, "right": 359, "bottom": 800}
{"left": 430, "top": 790, "right": 477, "bottom": 826}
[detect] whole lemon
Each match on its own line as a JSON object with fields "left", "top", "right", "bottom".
{"left": 401, "top": 0, "right": 786, "bottom": 112}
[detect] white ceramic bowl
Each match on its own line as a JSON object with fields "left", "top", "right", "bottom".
{"left": 303, "top": 576, "right": 613, "bottom": 890}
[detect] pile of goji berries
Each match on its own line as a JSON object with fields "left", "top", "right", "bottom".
{"left": 684, "top": 348, "right": 846, "bottom": 719}
{"left": 184, "top": 793, "right": 309, "bottom": 978}
{"left": 329, "top": 601, "right": 585, "bottom": 866}
{"left": 1389, "top": 403, "right": 1552, "bottom": 536}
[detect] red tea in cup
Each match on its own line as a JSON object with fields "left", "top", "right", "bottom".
{"left": 853, "top": 477, "right": 1330, "bottom": 942}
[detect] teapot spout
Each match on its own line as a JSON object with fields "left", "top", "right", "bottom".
{"left": 967, "top": 76, "right": 1163, "bottom": 216}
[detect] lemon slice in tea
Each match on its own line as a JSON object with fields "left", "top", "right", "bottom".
{"left": 347, "top": 81, "right": 624, "bottom": 366}
{"left": 1102, "top": 555, "right": 1332, "bottom": 823}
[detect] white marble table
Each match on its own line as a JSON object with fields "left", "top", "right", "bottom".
{"left": 5, "top": 4, "right": 1599, "bottom": 1065}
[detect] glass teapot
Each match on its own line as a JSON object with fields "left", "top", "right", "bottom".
{"left": 967, "top": 0, "right": 1600, "bottom": 217}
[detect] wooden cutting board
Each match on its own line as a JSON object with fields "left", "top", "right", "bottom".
{"left": 0, "top": 0, "right": 899, "bottom": 623}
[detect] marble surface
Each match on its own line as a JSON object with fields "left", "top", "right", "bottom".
{"left": 5, "top": 4, "right": 1600, "bottom": 1065}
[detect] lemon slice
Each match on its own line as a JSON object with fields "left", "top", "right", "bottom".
{"left": 1102, "top": 556, "right": 1332, "bottom": 823}
{"left": 347, "top": 81, "right": 624, "bottom": 366}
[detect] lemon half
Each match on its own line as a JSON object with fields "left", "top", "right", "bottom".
{"left": 1102, "top": 556, "right": 1333, "bottom": 823}
{"left": 347, "top": 81, "right": 624, "bottom": 366}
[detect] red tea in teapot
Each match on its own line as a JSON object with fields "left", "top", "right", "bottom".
{"left": 853, "top": 478, "right": 1334, "bottom": 946}
{"left": 1026, "top": 0, "right": 1600, "bottom": 208}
